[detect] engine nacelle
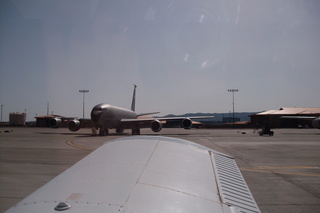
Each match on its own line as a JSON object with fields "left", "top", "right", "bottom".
{"left": 312, "top": 118, "right": 320, "bottom": 129}
{"left": 49, "top": 117, "right": 61, "bottom": 128}
{"left": 181, "top": 118, "right": 192, "bottom": 129}
{"left": 67, "top": 119, "right": 81, "bottom": 132}
{"left": 151, "top": 120, "right": 163, "bottom": 132}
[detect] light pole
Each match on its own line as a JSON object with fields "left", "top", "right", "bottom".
{"left": 228, "top": 89, "right": 239, "bottom": 127}
{"left": 79, "top": 90, "right": 89, "bottom": 119}
{"left": 1, "top": 105, "right": 3, "bottom": 125}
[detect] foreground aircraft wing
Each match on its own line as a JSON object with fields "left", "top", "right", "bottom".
{"left": 5, "top": 136, "right": 260, "bottom": 213}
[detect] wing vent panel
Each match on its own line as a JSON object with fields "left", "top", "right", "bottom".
{"left": 212, "top": 153, "right": 261, "bottom": 213}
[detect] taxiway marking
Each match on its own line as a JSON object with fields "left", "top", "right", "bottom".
{"left": 241, "top": 166, "right": 320, "bottom": 177}
{"left": 66, "top": 140, "right": 94, "bottom": 151}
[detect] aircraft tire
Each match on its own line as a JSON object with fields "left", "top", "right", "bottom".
{"left": 116, "top": 128, "right": 124, "bottom": 134}
{"left": 132, "top": 128, "right": 140, "bottom": 135}
{"left": 99, "top": 128, "right": 109, "bottom": 136}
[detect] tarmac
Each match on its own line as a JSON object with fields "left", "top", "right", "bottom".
{"left": 0, "top": 127, "right": 319, "bottom": 212}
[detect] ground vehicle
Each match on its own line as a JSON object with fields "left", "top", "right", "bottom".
{"left": 259, "top": 126, "right": 274, "bottom": 136}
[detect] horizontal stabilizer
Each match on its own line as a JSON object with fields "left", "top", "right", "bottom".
{"left": 137, "top": 112, "right": 160, "bottom": 117}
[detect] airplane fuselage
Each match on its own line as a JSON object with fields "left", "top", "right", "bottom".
{"left": 91, "top": 103, "right": 137, "bottom": 129}
{"left": 312, "top": 117, "right": 320, "bottom": 129}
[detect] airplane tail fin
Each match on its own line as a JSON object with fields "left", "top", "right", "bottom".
{"left": 131, "top": 84, "right": 137, "bottom": 112}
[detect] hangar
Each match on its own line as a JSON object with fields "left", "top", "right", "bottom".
{"left": 250, "top": 107, "right": 320, "bottom": 128}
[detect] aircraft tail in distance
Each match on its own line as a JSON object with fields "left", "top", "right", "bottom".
{"left": 131, "top": 84, "right": 137, "bottom": 112}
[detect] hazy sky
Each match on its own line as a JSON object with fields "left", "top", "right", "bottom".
{"left": 1, "top": 0, "right": 320, "bottom": 120}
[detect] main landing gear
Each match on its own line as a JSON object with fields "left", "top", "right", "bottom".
{"left": 96, "top": 128, "right": 140, "bottom": 136}
{"left": 116, "top": 128, "right": 124, "bottom": 134}
{"left": 99, "top": 128, "right": 109, "bottom": 136}
{"left": 131, "top": 128, "right": 140, "bottom": 135}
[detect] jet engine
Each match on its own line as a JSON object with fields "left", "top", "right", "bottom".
{"left": 181, "top": 118, "right": 192, "bottom": 129}
{"left": 151, "top": 120, "right": 163, "bottom": 132}
{"left": 67, "top": 119, "right": 81, "bottom": 132}
{"left": 49, "top": 117, "right": 61, "bottom": 128}
{"left": 312, "top": 118, "right": 320, "bottom": 129}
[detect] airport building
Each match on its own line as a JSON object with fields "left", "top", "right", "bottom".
{"left": 9, "top": 113, "right": 26, "bottom": 126}
{"left": 250, "top": 107, "right": 320, "bottom": 128}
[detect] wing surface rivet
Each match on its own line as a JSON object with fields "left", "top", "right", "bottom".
{"left": 54, "top": 201, "right": 71, "bottom": 211}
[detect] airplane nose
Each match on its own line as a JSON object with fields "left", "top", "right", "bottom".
{"left": 91, "top": 109, "right": 102, "bottom": 123}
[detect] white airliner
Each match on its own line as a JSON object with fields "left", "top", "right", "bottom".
{"left": 281, "top": 116, "right": 320, "bottom": 129}
{"left": 49, "top": 85, "right": 214, "bottom": 136}
{"left": 4, "top": 136, "right": 261, "bottom": 213}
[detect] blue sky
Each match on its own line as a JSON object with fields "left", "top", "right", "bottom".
{"left": 1, "top": 0, "right": 320, "bottom": 121}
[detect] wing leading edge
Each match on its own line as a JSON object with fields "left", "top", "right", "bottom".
{"left": 5, "top": 136, "right": 260, "bottom": 213}
{"left": 120, "top": 116, "right": 214, "bottom": 128}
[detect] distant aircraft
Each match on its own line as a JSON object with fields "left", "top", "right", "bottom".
{"left": 281, "top": 116, "right": 320, "bottom": 129}
{"left": 49, "top": 85, "right": 214, "bottom": 136}
{"left": 4, "top": 136, "right": 261, "bottom": 213}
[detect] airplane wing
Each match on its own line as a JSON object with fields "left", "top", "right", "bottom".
{"left": 280, "top": 116, "right": 320, "bottom": 129}
{"left": 281, "top": 116, "right": 317, "bottom": 120}
{"left": 5, "top": 136, "right": 260, "bottom": 213}
{"left": 120, "top": 116, "right": 214, "bottom": 129}
{"left": 121, "top": 116, "right": 214, "bottom": 122}
{"left": 156, "top": 116, "right": 215, "bottom": 120}
{"left": 48, "top": 117, "right": 92, "bottom": 129}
